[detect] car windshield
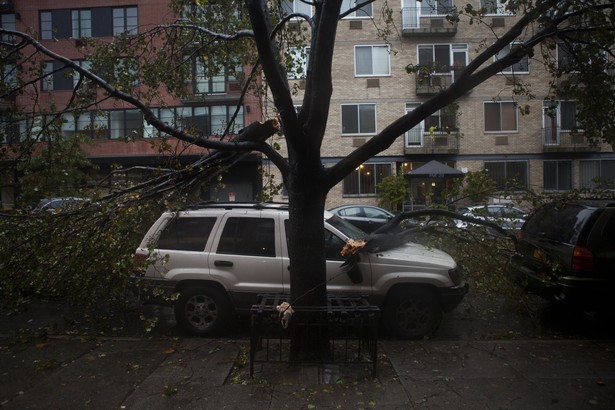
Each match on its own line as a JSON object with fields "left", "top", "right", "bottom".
{"left": 326, "top": 214, "right": 368, "bottom": 240}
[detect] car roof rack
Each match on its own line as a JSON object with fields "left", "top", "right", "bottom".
{"left": 182, "top": 201, "right": 290, "bottom": 211}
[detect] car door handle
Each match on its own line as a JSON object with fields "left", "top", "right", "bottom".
{"left": 214, "top": 260, "right": 234, "bottom": 267}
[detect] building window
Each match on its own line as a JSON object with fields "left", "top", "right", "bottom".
{"left": 72, "top": 60, "right": 92, "bottom": 88}
{"left": 41, "top": 7, "right": 138, "bottom": 39}
{"left": 281, "top": 0, "right": 312, "bottom": 18}
{"left": 2, "top": 64, "right": 18, "bottom": 90}
{"left": 495, "top": 42, "right": 530, "bottom": 74}
{"left": 580, "top": 160, "right": 615, "bottom": 190}
{"left": 414, "top": 0, "right": 454, "bottom": 16}
{"left": 425, "top": 106, "right": 457, "bottom": 134}
{"left": 41, "top": 10, "right": 71, "bottom": 40}
{"left": 286, "top": 47, "right": 310, "bottom": 79}
{"left": 110, "top": 109, "right": 143, "bottom": 139}
{"left": 193, "top": 59, "right": 240, "bottom": 94}
{"left": 42, "top": 61, "right": 74, "bottom": 91}
{"left": 144, "top": 106, "right": 244, "bottom": 138}
{"left": 484, "top": 161, "right": 528, "bottom": 190}
{"left": 1, "top": 112, "right": 20, "bottom": 144}
{"left": 341, "top": 0, "right": 373, "bottom": 18}
{"left": 544, "top": 161, "right": 572, "bottom": 191}
{"left": 72, "top": 9, "right": 92, "bottom": 38}
{"left": 543, "top": 100, "right": 580, "bottom": 145}
{"left": 405, "top": 103, "right": 457, "bottom": 147}
{"left": 355, "top": 45, "right": 390, "bottom": 77}
{"left": 418, "top": 43, "right": 467, "bottom": 83}
{"left": 557, "top": 43, "right": 574, "bottom": 71}
{"left": 1, "top": 13, "right": 16, "bottom": 42}
{"left": 209, "top": 105, "right": 244, "bottom": 135}
{"left": 113, "top": 7, "right": 138, "bottom": 35}
{"left": 481, "top": 0, "right": 510, "bottom": 15}
{"left": 341, "top": 103, "right": 376, "bottom": 135}
{"left": 343, "top": 163, "right": 392, "bottom": 196}
{"left": 484, "top": 101, "right": 517, "bottom": 132}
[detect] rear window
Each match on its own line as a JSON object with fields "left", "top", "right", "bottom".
{"left": 523, "top": 203, "right": 597, "bottom": 244}
{"left": 157, "top": 217, "right": 216, "bottom": 251}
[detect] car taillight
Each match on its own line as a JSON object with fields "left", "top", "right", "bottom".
{"left": 572, "top": 246, "right": 593, "bottom": 273}
{"left": 448, "top": 268, "right": 462, "bottom": 286}
{"left": 132, "top": 252, "right": 148, "bottom": 277}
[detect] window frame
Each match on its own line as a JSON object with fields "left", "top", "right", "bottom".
{"left": 495, "top": 42, "right": 530, "bottom": 74}
{"left": 580, "top": 160, "right": 615, "bottom": 190}
{"left": 480, "top": 0, "right": 511, "bottom": 15}
{"left": 354, "top": 44, "right": 391, "bottom": 77}
{"left": 71, "top": 9, "right": 92, "bottom": 39}
{"left": 341, "top": 0, "right": 373, "bottom": 18}
{"left": 113, "top": 6, "right": 138, "bottom": 36}
{"left": 484, "top": 160, "right": 528, "bottom": 191}
{"left": 281, "top": 0, "right": 313, "bottom": 18}
{"left": 1, "top": 13, "right": 16, "bottom": 42}
{"left": 343, "top": 163, "right": 392, "bottom": 196}
{"left": 483, "top": 101, "right": 518, "bottom": 133}
{"left": 417, "top": 43, "right": 468, "bottom": 83}
{"left": 543, "top": 160, "right": 572, "bottom": 192}
{"left": 193, "top": 58, "right": 241, "bottom": 94}
{"left": 286, "top": 46, "right": 310, "bottom": 79}
{"left": 341, "top": 103, "right": 377, "bottom": 135}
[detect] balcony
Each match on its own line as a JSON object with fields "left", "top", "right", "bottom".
{"left": 401, "top": 7, "right": 457, "bottom": 37}
{"left": 405, "top": 129, "right": 460, "bottom": 154}
{"left": 181, "top": 81, "right": 243, "bottom": 103}
{"left": 542, "top": 127, "right": 599, "bottom": 152}
{"left": 416, "top": 73, "right": 453, "bottom": 95}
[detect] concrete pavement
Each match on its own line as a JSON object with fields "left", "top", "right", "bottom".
{"left": 2, "top": 295, "right": 615, "bottom": 409}
{"left": 2, "top": 335, "right": 614, "bottom": 409}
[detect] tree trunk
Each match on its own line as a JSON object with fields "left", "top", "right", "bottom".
{"left": 286, "top": 161, "right": 330, "bottom": 362}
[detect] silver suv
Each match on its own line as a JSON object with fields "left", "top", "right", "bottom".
{"left": 133, "top": 203, "right": 468, "bottom": 339}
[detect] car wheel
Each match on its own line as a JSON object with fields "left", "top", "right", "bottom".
{"left": 174, "top": 286, "right": 232, "bottom": 337}
{"left": 383, "top": 288, "right": 442, "bottom": 339}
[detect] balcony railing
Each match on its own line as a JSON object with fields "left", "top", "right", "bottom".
{"left": 542, "top": 127, "right": 599, "bottom": 152}
{"left": 405, "top": 129, "right": 460, "bottom": 154}
{"left": 401, "top": 7, "right": 457, "bottom": 37}
{"left": 416, "top": 73, "right": 453, "bottom": 95}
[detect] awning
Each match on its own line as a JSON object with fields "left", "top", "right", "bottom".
{"left": 405, "top": 160, "right": 465, "bottom": 179}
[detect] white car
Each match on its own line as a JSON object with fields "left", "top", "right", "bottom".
{"left": 132, "top": 202, "right": 468, "bottom": 339}
{"left": 456, "top": 204, "right": 527, "bottom": 232}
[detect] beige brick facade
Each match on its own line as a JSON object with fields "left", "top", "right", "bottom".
{"left": 267, "top": 1, "right": 613, "bottom": 209}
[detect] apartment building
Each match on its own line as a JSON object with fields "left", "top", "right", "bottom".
{"left": 0, "top": 0, "right": 263, "bottom": 209}
{"left": 2, "top": 1, "right": 613, "bottom": 210}
{"left": 268, "top": 0, "right": 614, "bottom": 209}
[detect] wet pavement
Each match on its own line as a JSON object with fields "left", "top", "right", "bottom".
{"left": 1, "top": 291, "right": 615, "bottom": 409}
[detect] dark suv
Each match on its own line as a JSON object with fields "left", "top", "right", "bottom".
{"left": 507, "top": 199, "right": 615, "bottom": 308}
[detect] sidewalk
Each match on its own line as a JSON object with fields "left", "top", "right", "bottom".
{"left": 2, "top": 335, "right": 614, "bottom": 409}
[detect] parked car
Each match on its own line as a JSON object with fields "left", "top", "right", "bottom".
{"left": 328, "top": 204, "right": 395, "bottom": 233}
{"left": 33, "top": 197, "right": 89, "bottom": 214}
{"left": 132, "top": 202, "right": 468, "bottom": 339}
{"left": 456, "top": 204, "right": 527, "bottom": 232}
{"left": 507, "top": 199, "right": 615, "bottom": 309}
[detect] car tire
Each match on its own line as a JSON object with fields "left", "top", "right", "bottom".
{"left": 383, "top": 288, "right": 442, "bottom": 339}
{"left": 174, "top": 286, "right": 232, "bottom": 337}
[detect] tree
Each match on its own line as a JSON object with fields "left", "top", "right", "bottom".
{"left": 377, "top": 170, "right": 409, "bottom": 212}
{"left": 2, "top": 0, "right": 614, "bottom": 357}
